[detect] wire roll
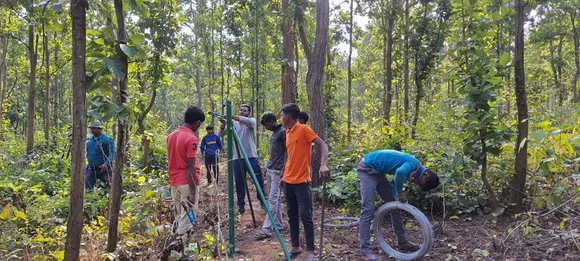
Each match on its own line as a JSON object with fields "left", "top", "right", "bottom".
{"left": 373, "top": 202, "right": 433, "bottom": 261}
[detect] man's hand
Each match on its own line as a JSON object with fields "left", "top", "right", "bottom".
{"left": 396, "top": 192, "right": 407, "bottom": 203}
{"left": 99, "top": 164, "right": 108, "bottom": 172}
{"left": 319, "top": 165, "right": 329, "bottom": 177}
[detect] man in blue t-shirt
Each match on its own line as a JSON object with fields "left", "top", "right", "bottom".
{"left": 358, "top": 149, "right": 440, "bottom": 261}
{"left": 85, "top": 121, "right": 116, "bottom": 190}
{"left": 201, "top": 126, "right": 223, "bottom": 185}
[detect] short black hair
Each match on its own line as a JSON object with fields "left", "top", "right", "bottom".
{"left": 281, "top": 103, "right": 300, "bottom": 120}
{"left": 421, "top": 169, "right": 440, "bottom": 191}
{"left": 206, "top": 126, "right": 214, "bottom": 130}
{"left": 260, "top": 112, "right": 277, "bottom": 125}
{"left": 240, "top": 104, "right": 252, "bottom": 112}
{"left": 298, "top": 111, "right": 309, "bottom": 123}
{"left": 184, "top": 106, "right": 205, "bottom": 124}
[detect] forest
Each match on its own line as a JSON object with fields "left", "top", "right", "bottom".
{"left": 0, "top": 0, "right": 579, "bottom": 260}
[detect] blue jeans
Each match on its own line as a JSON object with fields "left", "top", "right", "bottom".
{"left": 85, "top": 166, "right": 111, "bottom": 190}
{"left": 233, "top": 157, "right": 265, "bottom": 212}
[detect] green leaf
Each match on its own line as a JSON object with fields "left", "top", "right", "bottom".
{"left": 103, "top": 58, "right": 125, "bottom": 80}
{"left": 14, "top": 210, "right": 27, "bottom": 221}
{"left": 130, "top": 34, "right": 146, "bottom": 45}
{"left": 499, "top": 54, "right": 511, "bottom": 67}
{"left": 120, "top": 44, "right": 138, "bottom": 57}
{"left": 101, "top": 104, "right": 124, "bottom": 122}
{"left": 531, "top": 131, "right": 546, "bottom": 142}
{"left": 95, "top": 39, "right": 105, "bottom": 45}
{"left": 0, "top": 203, "right": 12, "bottom": 220}
{"left": 52, "top": 250, "right": 65, "bottom": 261}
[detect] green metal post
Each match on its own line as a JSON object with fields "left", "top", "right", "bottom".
{"left": 232, "top": 131, "right": 291, "bottom": 261}
{"left": 226, "top": 101, "right": 235, "bottom": 257}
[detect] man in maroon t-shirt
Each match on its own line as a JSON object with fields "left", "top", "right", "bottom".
{"left": 165, "top": 106, "right": 205, "bottom": 258}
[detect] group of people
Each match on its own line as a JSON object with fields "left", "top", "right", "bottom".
{"left": 84, "top": 102, "right": 440, "bottom": 261}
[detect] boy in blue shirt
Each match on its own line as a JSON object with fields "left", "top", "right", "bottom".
{"left": 358, "top": 150, "right": 440, "bottom": 261}
{"left": 201, "top": 126, "right": 222, "bottom": 185}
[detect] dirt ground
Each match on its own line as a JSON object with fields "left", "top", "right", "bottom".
{"left": 158, "top": 161, "right": 580, "bottom": 261}
{"left": 187, "top": 171, "right": 580, "bottom": 261}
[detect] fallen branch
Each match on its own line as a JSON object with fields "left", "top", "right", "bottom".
{"left": 502, "top": 193, "right": 580, "bottom": 246}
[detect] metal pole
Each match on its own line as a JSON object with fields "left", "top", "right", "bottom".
{"left": 226, "top": 101, "right": 235, "bottom": 257}
{"left": 232, "top": 131, "right": 291, "bottom": 261}
{"left": 319, "top": 177, "right": 327, "bottom": 257}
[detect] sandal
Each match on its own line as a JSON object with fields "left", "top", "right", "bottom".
{"left": 289, "top": 249, "right": 302, "bottom": 259}
{"left": 363, "top": 254, "right": 378, "bottom": 261}
{"left": 253, "top": 232, "right": 271, "bottom": 241}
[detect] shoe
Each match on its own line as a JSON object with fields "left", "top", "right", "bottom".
{"left": 398, "top": 241, "right": 420, "bottom": 252}
{"left": 238, "top": 209, "right": 245, "bottom": 215}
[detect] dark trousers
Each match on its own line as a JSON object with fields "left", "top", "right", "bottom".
{"left": 85, "top": 166, "right": 111, "bottom": 190}
{"left": 233, "top": 157, "right": 265, "bottom": 212}
{"left": 204, "top": 156, "right": 219, "bottom": 184}
{"left": 285, "top": 182, "right": 315, "bottom": 251}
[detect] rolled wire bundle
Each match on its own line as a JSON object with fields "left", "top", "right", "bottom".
{"left": 373, "top": 202, "right": 434, "bottom": 261}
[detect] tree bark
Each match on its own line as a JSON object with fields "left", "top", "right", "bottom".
{"left": 571, "top": 11, "right": 579, "bottom": 103}
{"left": 509, "top": 0, "right": 529, "bottom": 212}
{"left": 26, "top": 11, "right": 38, "bottom": 153}
{"left": 411, "top": 54, "right": 422, "bottom": 138}
{"left": 347, "top": 0, "right": 354, "bottom": 138}
{"left": 43, "top": 23, "right": 50, "bottom": 145}
{"left": 0, "top": 32, "right": 8, "bottom": 139}
{"left": 53, "top": 32, "right": 60, "bottom": 131}
{"left": 108, "top": 0, "right": 128, "bottom": 252}
{"left": 382, "top": 0, "right": 396, "bottom": 125}
{"left": 64, "top": 0, "right": 87, "bottom": 260}
{"left": 281, "top": 0, "right": 296, "bottom": 105}
{"left": 403, "top": 0, "right": 410, "bottom": 121}
{"left": 305, "top": 0, "right": 329, "bottom": 186}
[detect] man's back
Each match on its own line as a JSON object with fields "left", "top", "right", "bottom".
{"left": 167, "top": 127, "right": 200, "bottom": 186}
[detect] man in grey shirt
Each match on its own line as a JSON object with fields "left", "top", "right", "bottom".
{"left": 254, "top": 112, "right": 287, "bottom": 240}
{"left": 220, "top": 104, "right": 265, "bottom": 214}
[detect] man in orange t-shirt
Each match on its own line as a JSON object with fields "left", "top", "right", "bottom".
{"left": 165, "top": 106, "right": 205, "bottom": 258}
{"left": 281, "top": 103, "right": 329, "bottom": 261}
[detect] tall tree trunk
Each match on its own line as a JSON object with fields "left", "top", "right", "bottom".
{"left": 571, "top": 11, "right": 579, "bottom": 103}
{"left": 26, "top": 14, "right": 38, "bottom": 153}
{"left": 510, "top": 0, "right": 529, "bottom": 212}
{"left": 304, "top": 0, "right": 329, "bottom": 186}
{"left": 195, "top": 35, "right": 202, "bottom": 108}
{"left": 403, "top": 0, "right": 410, "bottom": 121}
{"left": 64, "top": 0, "right": 87, "bottom": 259}
{"left": 0, "top": 32, "right": 8, "bottom": 139}
{"left": 237, "top": 43, "right": 243, "bottom": 102}
{"left": 220, "top": 16, "right": 225, "bottom": 114}
{"left": 281, "top": 0, "right": 296, "bottom": 105}
{"left": 347, "top": 0, "right": 354, "bottom": 138}
{"left": 53, "top": 32, "right": 60, "bottom": 130}
{"left": 108, "top": 0, "right": 128, "bottom": 252}
{"left": 557, "top": 36, "right": 564, "bottom": 105}
{"left": 411, "top": 54, "right": 422, "bottom": 138}
{"left": 382, "top": 1, "right": 396, "bottom": 125}
{"left": 43, "top": 23, "right": 50, "bottom": 145}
